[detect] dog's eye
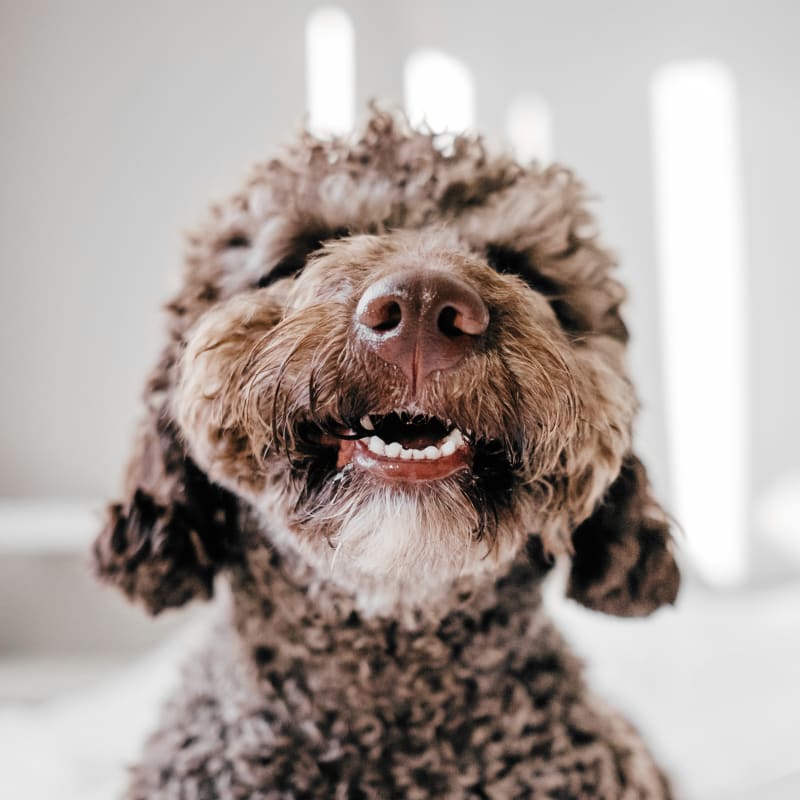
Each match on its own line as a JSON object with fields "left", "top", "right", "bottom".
{"left": 485, "top": 245, "right": 560, "bottom": 296}
{"left": 257, "top": 254, "right": 306, "bottom": 288}
{"left": 255, "top": 227, "right": 350, "bottom": 289}
{"left": 486, "top": 245, "right": 581, "bottom": 333}
{"left": 222, "top": 234, "right": 251, "bottom": 249}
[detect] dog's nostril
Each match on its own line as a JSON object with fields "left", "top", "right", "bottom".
{"left": 356, "top": 287, "right": 407, "bottom": 335}
{"left": 437, "top": 298, "right": 490, "bottom": 338}
{"left": 370, "top": 300, "right": 403, "bottom": 332}
{"left": 437, "top": 306, "right": 463, "bottom": 338}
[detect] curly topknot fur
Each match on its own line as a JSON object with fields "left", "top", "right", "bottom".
{"left": 94, "top": 109, "right": 679, "bottom": 798}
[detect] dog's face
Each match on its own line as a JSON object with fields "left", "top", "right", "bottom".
{"left": 94, "top": 112, "right": 679, "bottom": 615}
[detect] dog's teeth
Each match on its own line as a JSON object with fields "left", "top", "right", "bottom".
{"left": 440, "top": 440, "right": 457, "bottom": 456}
{"left": 368, "top": 436, "right": 386, "bottom": 455}
{"left": 448, "top": 428, "right": 464, "bottom": 446}
{"left": 384, "top": 442, "right": 402, "bottom": 458}
{"left": 360, "top": 421, "right": 465, "bottom": 463}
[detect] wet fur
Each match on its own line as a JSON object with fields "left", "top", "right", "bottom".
{"left": 94, "top": 110, "right": 680, "bottom": 797}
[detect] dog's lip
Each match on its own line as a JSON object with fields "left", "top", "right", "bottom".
{"left": 338, "top": 436, "right": 471, "bottom": 481}
{"left": 324, "top": 413, "right": 473, "bottom": 481}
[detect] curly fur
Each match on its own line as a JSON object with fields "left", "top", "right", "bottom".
{"left": 94, "top": 109, "right": 680, "bottom": 798}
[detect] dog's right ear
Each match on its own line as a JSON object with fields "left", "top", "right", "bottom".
{"left": 92, "top": 353, "right": 240, "bottom": 615}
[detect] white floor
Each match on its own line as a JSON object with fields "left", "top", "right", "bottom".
{"left": 544, "top": 577, "right": 800, "bottom": 799}
{"left": 1, "top": 579, "right": 799, "bottom": 800}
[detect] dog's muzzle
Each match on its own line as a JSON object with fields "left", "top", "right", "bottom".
{"left": 334, "top": 269, "right": 488, "bottom": 481}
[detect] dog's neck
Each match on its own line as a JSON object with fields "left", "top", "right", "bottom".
{"left": 228, "top": 524, "right": 550, "bottom": 670}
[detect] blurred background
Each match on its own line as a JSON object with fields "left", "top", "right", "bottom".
{"left": 1, "top": 1, "right": 798, "bottom": 798}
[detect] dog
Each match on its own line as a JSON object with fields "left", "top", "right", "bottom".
{"left": 93, "top": 109, "right": 680, "bottom": 799}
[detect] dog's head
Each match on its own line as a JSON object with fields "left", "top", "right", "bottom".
{"left": 93, "top": 111, "right": 679, "bottom": 615}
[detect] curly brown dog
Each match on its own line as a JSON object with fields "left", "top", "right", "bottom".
{"left": 94, "top": 110, "right": 680, "bottom": 799}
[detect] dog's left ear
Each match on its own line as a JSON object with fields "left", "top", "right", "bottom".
{"left": 566, "top": 454, "right": 680, "bottom": 617}
{"left": 92, "top": 356, "right": 240, "bottom": 615}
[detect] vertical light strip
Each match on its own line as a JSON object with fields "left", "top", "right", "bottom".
{"left": 404, "top": 49, "right": 475, "bottom": 133}
{"left": 651, "top": 61, "right": 749, "bottom": 586}
{"left": 305, "top": 6, "right": 355, "bottom": 136}
{"left": 506, "top": 95, "right": 553, "bottom": 164}
{"left": 757, "top": 472, "right": 800, "bottom": 561}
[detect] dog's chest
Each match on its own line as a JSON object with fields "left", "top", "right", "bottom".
{"left": 215, "top": 590, "right": 607, "bottom": 798}
{"left": 131, "top": 569, "right": 666, "bottom": 799}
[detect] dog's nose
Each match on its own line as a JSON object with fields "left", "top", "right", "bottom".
{"left": 354, "top": 269, "right": 489, "bottom": 390}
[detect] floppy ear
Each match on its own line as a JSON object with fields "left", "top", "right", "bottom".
{"left": 566, "top": 454, "right": 680, "bottom": 617}
{"left": 92, "top": 352, "right": 240, "bottom": 615}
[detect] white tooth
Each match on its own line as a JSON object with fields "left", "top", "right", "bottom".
{"left": 412, "top": 448, "right": 426, "bottom": 460}
{"left": 450, "top": 428, "right": 464, "bottom": 446}
{"left": 440, "top": 440, "right": 456, "bottom": 456}
{"left": 368, "top": 436, "right": 386, "bottom": 455}
{"left": 360, "top": 415, "right": 375, "bottom": 431}
{"left": 384, "top": 442, "right": 402, "bottom": 458}
{"left": 423, "top": 445, "right": 441, "bottom": 460}
{"left": 400, "top": 448, "right": 413, "bottom": 460}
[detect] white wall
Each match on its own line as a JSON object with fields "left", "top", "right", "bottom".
{"left": 1, "top": 0, "right": 798, "bottom": 576}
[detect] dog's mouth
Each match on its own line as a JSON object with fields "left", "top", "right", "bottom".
{"left": 332, "top": 412, "right": 472, "bottom": 482}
